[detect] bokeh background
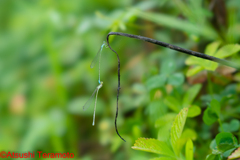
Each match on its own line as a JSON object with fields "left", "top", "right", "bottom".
{"left": 0, "top": 0, "right": 240, "bottom": 160}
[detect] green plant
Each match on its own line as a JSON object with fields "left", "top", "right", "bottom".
{"left": 122, "top": 38, "right": 240, "bottom": 160}
{"left": 132, "top": 108, "right": 190, "bottom": 160}
{"left": 1, "top": 1, "right": 240, "bottom": 160}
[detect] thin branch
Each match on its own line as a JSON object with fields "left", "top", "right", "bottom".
{"left": 106, "top": 35, "right": 125, "bottom": 142}
{"left": 108, "top": 32, "right": 240, "bottom": 69}
{"left": 106, "top": 32, "right": 240, "bottom": 142}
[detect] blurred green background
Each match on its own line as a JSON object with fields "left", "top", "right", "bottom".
{"left": 0, "top": 0, "right": 240, "bottom": 160}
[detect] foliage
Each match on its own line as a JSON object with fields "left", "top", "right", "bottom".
{"left": 132, "top": 108, "right": 189, "bottom": 159}
{"left": 186, "top": 42, "right": 240, "bottom": 77}
{"left": 0, "top": 0, "right": 240, "bottom": 160}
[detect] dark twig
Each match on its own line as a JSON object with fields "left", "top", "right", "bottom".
{"left": 106, "top": 35, "right": 125, "bottom": 142}
{"left": 106, "top": 32, "right": 240, "bottom": 142}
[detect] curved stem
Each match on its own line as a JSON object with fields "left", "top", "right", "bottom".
{"left": 106, "top": 34, "right": 125, "bottom": 142}
{"left": 106, "top": 32, "right": 240, "bottom": 142}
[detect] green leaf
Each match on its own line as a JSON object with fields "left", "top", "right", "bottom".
{"left": 206, "top": 154, "right": 222, "bottom": 160}
{"left": 203, "top": 61, "right": 218, "bottom": 71}
{"left": 185, "top": 56, "right": 204, "bottom": 66}
{"left": 182, "top": 84, "right": 202, "bottom": 108}
{"left": 184, "top": 42, "right": 240, "bottom": 72}
{"left": 228, "top": 147, "right": 240, "bottom": 160}
{"left": 210, "top": 139, "right": 218, "bottom": 153}
{"left": 185, "top": 42, "right": 240, "bottom": 73}
{"left": 132, "top": 138, "right": 175, "bottom": 157}
{"left": 215, "top": 44, "right": 240, "bottom": 58}
{"left": 185, "top": 139, "right": 193, "bottom": 160}
{"left": 164, "top": 96, "right": 181, "bottom": 112}
{"left": 215, "top": 132, "right": 238, "bottom": 152}
{"left": 203, "top": 107, "right": 218, "bottom": 125}
{"left": 181, "top": 129, "right": 197, "bottom": 141}
{"left": 187, "top": 105, "right": 201, "bottom": 117}
{"left": 223, "top": 148, "right": 236, "bottom": 158}
{"left": 170, "top": 108, "right": 189, "bottom": 156}
{"left": 203, "top": 41, "right": 221, "bottom": 70}
{"left": 186, "top": 66, "right": 204, "bottom": 77}
{"left": 229, "top": 119, "right": 240, "bottom": 132}
{"left": 220, "top": 123, "right": 230, "bottom": 132}
{"left": 172, "top": 129, "right": 197, "bottom": 155}
{"left": 209, "top": 99, "right": 221, "bottom": 117}
{"left": 185, "top": 42, "right": 221, "bottom": 74}
{"left": 220, "top": 120, "right": 240, "bottom": 133}
{"left": 146, "top": 75, "right": 167, "bottom": 90}
{"left": 167, "top": 73, "right": 185, "bottom": 86}
{"left": 205, "top": 41, "right": 221, "bottom": 56}
{"left": 216, "top": 133, "right": 238, "bottom": 146}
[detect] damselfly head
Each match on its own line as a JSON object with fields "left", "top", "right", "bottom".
{"left": 103, "top": 41, "right": 109, "bottom": 48}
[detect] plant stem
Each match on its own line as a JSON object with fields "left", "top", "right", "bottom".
{"left": 107, "top": 32, "right": 240, "bottom": 69}
{"left": 218, "top": 118, "right": 224, "bottom": 132}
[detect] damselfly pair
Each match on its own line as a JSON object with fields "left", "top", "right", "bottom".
{"left": 82, "top": 41, "right": 108, "bottom": 126}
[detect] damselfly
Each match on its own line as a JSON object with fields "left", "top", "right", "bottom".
{"left": 83, "top": 41, "right": 107, "bottom": 126}
{"left": 90, "top": 41, "right": 108, "bottom": 84}
{"left": 83, "top": 81, "right": 103, "bottom": 126}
